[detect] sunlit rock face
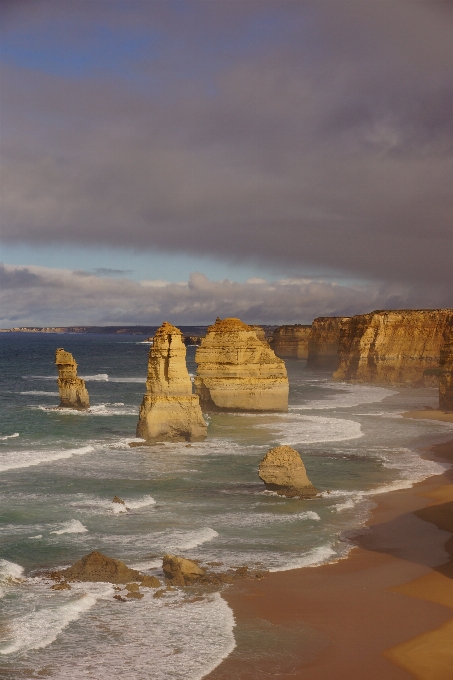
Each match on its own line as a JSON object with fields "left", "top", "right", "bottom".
{"left": 136, "top": 322, "right": 207, "bottom": 442}
{"left": 439, "top": 329, "right": 453, "bottom": 410}
{"left": 258, "top": 445, "right": 317, "bottom": 498}
{"left": 272, "top": 324, "right": 311, "bottom": 359}
{"left": 55, "top": 348, "right": 90, "bottom": 409}
{"left": 194, "top": 318, "right": 288, "bottom": 412}
{"left": 334, "top": 310, "right": 453, "bottom": 386}
{"left": 307, "top": 317, "right": 350, "bottom": 370}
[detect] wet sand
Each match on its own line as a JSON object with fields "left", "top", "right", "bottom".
{"left": 206, "top": 436, "right": 453, "bottom": 680}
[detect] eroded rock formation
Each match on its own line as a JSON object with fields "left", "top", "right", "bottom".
{"left": 439, "top": 330, "right": 453, "bottom": 410}
{"left": 136, "top": 322, "right": 207, "bottom": 442}
{"left": 55, "top": 348, "right": 90, "bottom": 409}
{"left": 272, "top": 324, "right": 311, "bottom": 359}
{"left": 258, "top": 445, "right": 317, "bottom": 498}
{"left": 194, "top": 318, "right": 288, "bottom": 411}
{"left": 334, "top": 310, "right": 453, "bottom": 386}
{"left": 307, "top": 317, "right": 350, "bottom": 370}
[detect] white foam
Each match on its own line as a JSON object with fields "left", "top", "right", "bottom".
{"left": 20, "top": 391, "right": 59, "bottom": 396}
{"left": 0, "top": 559, "right": 24, "bottom": 583}
{"left": 29, "top": 534, "right": 43, "bottom": 539}
{"left": 291, "top": 383, "right": 396, "bottom": 411}
{"left": 255, "top": 414, "right": 363, "bottom": 445}
{"left": 112, "top": 495, "right": 157, "bottom": 514}
{"left": 50, "top": 520, "right": 88, "bottom": 535}
{"left": 217, "top": 510, "right": 321, "bottom": 527}
{"left": 0, "top": 432, "right": 19, "bottom": 440}
{"left": 41, "top": 591, "right": 235, "bottom": 680}
{"left": 80, "top": 373, "right": 109, "bottom": 381}
{"left": 68, "top": 493, "right": 157, "bottom": 516}
{"left": 36, "top": 403, "right": 137, "bottom": 416}
{"left": 0, "top": 587, "right": 107, "bottom": 655}
{"left": 0, "top": 445, "right": 94, "bottom": 472}
{"left": 158, "top": 527, "right": 219, "bottom": 551}
{"left": 269, "top": 543, "right": 339, "bottom": 572}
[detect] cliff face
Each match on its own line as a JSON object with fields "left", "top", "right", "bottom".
{"left": 333, "top": 310, "right": 453, "bottom": 386}
{"left": 306, "top": 317, "right": 350, "bottom": 370}
{"left": 439, "top": 330, "right": 453, "bottom": 410}
{"left": 55, "top": 348, "right": 90, "bottom": 409}
{"left": 194, "top": 318, "right": 288, "bottom": 412}
{"left": 272, "top": 324, "right": 311, "bottom": 359}
{"left": 136, "top": 322, "right": 207, "bottom": 442}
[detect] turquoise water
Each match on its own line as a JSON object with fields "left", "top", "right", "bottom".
{"left": 1, "top": 333, "right": 452, "bottom": 679}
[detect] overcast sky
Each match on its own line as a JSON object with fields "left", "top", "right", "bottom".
{"left": 1, "top": 1, "right": 452, "bottom": 325}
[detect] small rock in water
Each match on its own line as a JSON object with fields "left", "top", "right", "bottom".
{"left": 126, "top": 582, "right": 140, "bottom": 592}
{"left": 258, "top": 445, "right": 318, "bottom": 498}
{"left": 153, "top": 589, "right": 165, "bottom": 598}
{"left": 162, "top": 554, "right": 206, "bottom": 586}
{"left": 140, "top": 575, "right": 161, "bottom": 588}
{"left": 112, "top": 496, "right": 126, "bottom": 505}
{"left": 51, "top": 581, "right": 71, "bottom": 590}
{"left": 57, "top": 550, "right": 143, "bottom": 584}
{"left": 114, "top": 594, "right": 127, "bottom": 602}
{"left": 126, "top": 590, "right": 144, "bottom": 599}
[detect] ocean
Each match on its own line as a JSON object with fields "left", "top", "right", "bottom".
{"left": 1, "top": 332, "right": 452, "bottom": 679}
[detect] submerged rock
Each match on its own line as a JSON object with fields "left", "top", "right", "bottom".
{"left": 162, "top": 554, "right": 206, "bottom": 586}
{"left": 55, "top": 348, "right": 90, "bottom": 409}
{"left": 136, "top": 322, "right": 207, "bottom": 442}
{"left": 194, "top": 318, "right": 288, "bottom": 412}
{"left": 258, "top": 446, "right": 318, "bottom": 498}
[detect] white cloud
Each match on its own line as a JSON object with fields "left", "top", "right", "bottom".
{"left": 0, "top": 263, "right": 440, "bottom": 327}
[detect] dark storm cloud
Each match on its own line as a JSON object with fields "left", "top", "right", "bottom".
{"left": 1, "top": 1, "right": 452, "bottom": 296}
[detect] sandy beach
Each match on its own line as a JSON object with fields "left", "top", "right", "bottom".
{"left": 206, "top": 432, "right": 453, "bottom": 680}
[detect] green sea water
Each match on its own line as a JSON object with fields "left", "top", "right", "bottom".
{"left": 0, "top": 332, "right": 452, "bottom": 679}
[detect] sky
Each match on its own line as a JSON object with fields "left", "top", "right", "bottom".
{"left": 1, "top": 0, "right": 452, "bottom": 326}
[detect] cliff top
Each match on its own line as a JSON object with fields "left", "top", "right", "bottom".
{"left": 208, "top": 317, "right": 251, "bottom": 332}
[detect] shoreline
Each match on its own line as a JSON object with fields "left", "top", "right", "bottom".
{"left": 206, "top": 427, "right": 453, "bottom": 679}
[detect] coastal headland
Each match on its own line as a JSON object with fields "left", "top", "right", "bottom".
{"left": 206, "top": 430, "right": 453, "bottom": 680}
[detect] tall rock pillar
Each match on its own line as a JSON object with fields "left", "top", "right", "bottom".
{"left": 55, "top": 348, "right": 90, "bottom": 409}
{"left": 194, "top": 317, "right": 288, "bottom": 411}
{"left": 136, "top": 322, "right": 207, "bottom": 442}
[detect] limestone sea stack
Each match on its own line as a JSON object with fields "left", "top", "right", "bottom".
{"left": 306, "top": 317, "right": 350, "bottom": 370}
{"left": 55, "top": 348, "right": 90, "bottom": 409}
{"left": 258, "top": 445, "right": 317, "bottom": 498}
{"left": 272, "top": 324, "right": 311, "bottom": 359}
{"left": 194, "top": 318, "right": 288, "bottom": 411}
{"left": 439, "top": 329, "right": 453, "bottom": 411}
{"left": 334, "top": 309, "right": 453, "bottom": 386}
{"left": 136, "top": 322, "right": 207, "bottom": 442}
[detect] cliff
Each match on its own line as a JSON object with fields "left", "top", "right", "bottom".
{"left": 194, "top": 318, "right": 288, "bottom": 411}
{"left": 333, "top": 310, "right": 453, "bottom": 386}
{"left": 136, "top": 322, "right": 207, "bottom": 442}
{"left": 439, "top": 329, "right": 453, "bottom": 410}
{"left": 55, "top": 348, "right": 90, "bottom": 409}
{"left": 306, "top": 317, "right": 350, "bottom": 370}
{"left": 272, "top": 324, "right": 311, "bottom": 359}
{"left": 258, "top": 445, "right": 317, "bottom": 498}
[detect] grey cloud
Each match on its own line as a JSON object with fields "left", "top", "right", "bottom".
{"left": 1, "top": 2, "right": 452, "bottom": 293}
{"left": 0, "top": 265, "right": 449, "bottom": 327}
